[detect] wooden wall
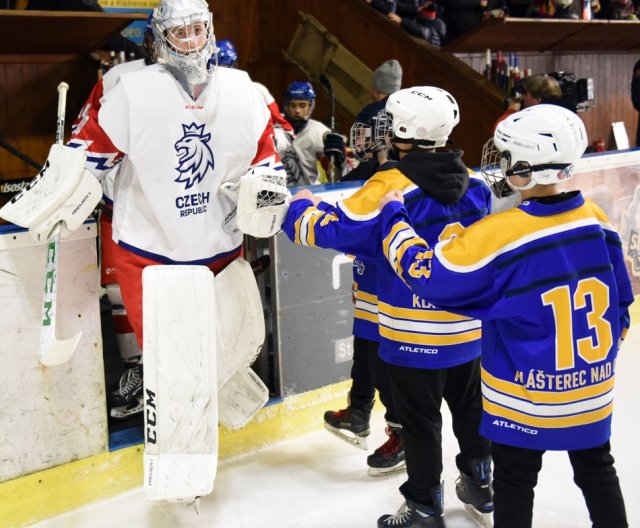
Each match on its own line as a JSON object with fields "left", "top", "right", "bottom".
{"left": 0, "top": 55, "right": 97, "bottom": 182}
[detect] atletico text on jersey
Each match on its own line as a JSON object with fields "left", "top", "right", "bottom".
{"left": 77, "top": 64, "right": 281, "bottom": 264}
{"left": 380, "top": 191, "right": 634, "bottom": 450}
{"left": 282, "top": 153, "right": 493, "bottom": 370}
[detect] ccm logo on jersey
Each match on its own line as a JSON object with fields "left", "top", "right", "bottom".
{"left": 145, "top": 388, "right": 157, "bottom": 444}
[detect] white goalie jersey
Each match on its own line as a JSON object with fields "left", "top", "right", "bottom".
{"left": 98, "top": 65, "right": 282, "bottom": 263}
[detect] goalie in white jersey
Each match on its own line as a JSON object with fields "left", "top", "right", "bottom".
{"left": 76, "top": 0, "right": 286, "bottom": 343}
{"left": 0, "top": 0, "right": 291, "bottom": 503}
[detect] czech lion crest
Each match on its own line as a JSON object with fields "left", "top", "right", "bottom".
{"left": 174, "top": 122, "right": 215, "bottom": 190}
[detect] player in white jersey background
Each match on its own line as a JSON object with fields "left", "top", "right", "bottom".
{"left": 281, "top": 81, "right": 347, "bottom": 187}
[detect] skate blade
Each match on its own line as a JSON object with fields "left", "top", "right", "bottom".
{"left": 109, "top": 396, "right": 143, "bottom": 419}
{"left": 323, "top": 423, "right": 369, "bottom": 450}
{"left": 463, "top": 503, "right": 493, "bottom": 528}
{"left": 367, "top": 461, "right": 407, "bottom": 477}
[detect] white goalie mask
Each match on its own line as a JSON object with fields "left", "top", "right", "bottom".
{"left": 152, "top": 0, "right": 215, "bottom": 85}
{"left": 374, "top": 86, "right": 460, "bottom": 151}
{"left": 481, "top": 104, "right": 588, "bottom": 197}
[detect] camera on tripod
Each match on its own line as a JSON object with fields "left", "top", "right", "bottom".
{"left": 548, "top": 72, "right": 594, "bottom": 113}
{"left": 507, "top": 72, "right": 594, "bottom": 113}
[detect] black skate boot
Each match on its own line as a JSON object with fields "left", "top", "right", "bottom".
{"left": 109, "top": 363, "right": 143, "bottom": 419}
{"left": 367, "top": 425, "right": 406, "bottom": 476}
{"left": 456, "top": 457, "right": 494, "bottom": 528}
{"left": 378, "top": 484, "right": 445, "bottom": 527}
{"left": 323, "top": 405, "right": 371, "bottom": 450}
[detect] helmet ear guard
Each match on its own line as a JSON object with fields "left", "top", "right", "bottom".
{"left": 482, "top": 104, "right": 587, "bottom": 196}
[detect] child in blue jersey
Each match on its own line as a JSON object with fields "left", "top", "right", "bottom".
{"left": 322, "top": 105, "right": 405, "bottom": 476}
{"left": 282, "top": 87, "right": 494, "bottom": 528}
{"left": 378, "top": 104, "right": 632, "bottom": 528}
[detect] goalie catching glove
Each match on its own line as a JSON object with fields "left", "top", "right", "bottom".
{"left": 220, "top": 166, "right": 290, "bottom": 238}
{"left": 0, "top": 144, "right": 102, "bottom": 241}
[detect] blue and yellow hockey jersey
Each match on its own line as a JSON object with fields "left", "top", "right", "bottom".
{"left": 282, "top": 150, "right": 492, "bottom": 370}
{"left": 352, "top": 256, "right": 379, "bottom": 341}
{"left": 380, "top": 190, "right": 634, "bottom": 450}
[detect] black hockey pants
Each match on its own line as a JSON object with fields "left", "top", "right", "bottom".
{"left": 386, "top": 357, "right": 491, "bottom": 507}
{"left": 349, "top": 336, "right": 399, "bottom": 426}
{"left": 492, "top": 440, "right": 628, "bottom": 528}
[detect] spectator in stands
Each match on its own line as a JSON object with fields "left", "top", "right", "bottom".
{"left": 371, "top": 59, "right": 403, "bottom": 102}
{"left": 343, "top": 59, "right": 403, "bottom": 181}
{"left": 443, "top": 0, "right": 508, "bottom": 43}
{"left": 388, "top": 1, "right": 447, "bottom": 46}
{"left": 366, "top": 0, "right": 429, "bottom": 17}
{"left": 600, "top": 0, "right": 639, "bottom": 18}
{"left": 527, "top": 0, "right": 580, "bottom": 18}
{"left": 493, "top": 73, "right": 562, "bottom": 131}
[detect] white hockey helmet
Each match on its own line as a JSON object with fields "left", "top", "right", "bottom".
{"left": 152, "top": 0, "right": 215, "bottom": 85}
{"left": 374, "top": 86, "right": 460, "bottom": 151}
{"left": 481, "top": 104, "right": 588, "bottom": 196}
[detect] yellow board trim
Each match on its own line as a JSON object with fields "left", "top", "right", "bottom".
{"left": 0, "top": 380, "right": 359, "bottom": 528}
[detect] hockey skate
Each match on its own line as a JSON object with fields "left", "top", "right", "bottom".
{"left": 378, "top": 485, "right": 445, "bottom": 528}
{"left": 323, "top": 406, "right": 371, "bottom": 450}
{"left": 456, "top": 458, "right": 494, "bottom": 528}
{"left": 109, "top": 363, "right": 143, "bottom": 419}
{"left": 367, "top": 426, "right": 406, "bottom": 476}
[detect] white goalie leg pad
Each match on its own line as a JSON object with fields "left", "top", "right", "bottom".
{"left": 142, "top": 265, "right": 218, "bottom": 502}
{"left": 0, "top": 144, "right": 102, "bottom": 241}
{"left": 214, "top": 257, "right": 266, "bottom": 389}
{"left": 220, "top": 167, "right": 291, "bottom": 238}
{"left": 218, "top": 368, "right": 269, "bottom": 430}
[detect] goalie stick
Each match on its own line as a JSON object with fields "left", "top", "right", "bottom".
{"left": 39, "top": 82, "right": 82, "bottom": 367}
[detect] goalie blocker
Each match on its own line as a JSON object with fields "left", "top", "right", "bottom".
{"left": 0, "top": 144, "right": 102, "bottom": 241}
